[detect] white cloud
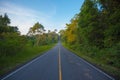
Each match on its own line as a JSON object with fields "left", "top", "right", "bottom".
{"left": 0, "top": 2, "right": 61, "bottom": 34}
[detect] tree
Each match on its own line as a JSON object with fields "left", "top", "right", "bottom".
{"left": 77, "top": 0, "right": 104, "bottom": 47}
{"left": 59, "top": 29, "right": 66, "bottom": 42}
{"left": 65, "top": 18, "right": 78, "bottom": 44}
{"left": 0, "top": 14, "right": 26, "bottom": 56}
{"left": 0, "top": 14, "right": 18, "bottom": 33}
{"left": 3, "top": 13, "right": 10, "bottom": 26}
{"left": 97, "top": 0, "right": 120, "bottom": 47}
{"left": 27, "top": 22, "right": 45, "bottom": 46}
{"left": 0, "top": 14, "right": 10, "bottom": 33}
{"left": 27, "top": 22, "right": 45, "bottom": 35}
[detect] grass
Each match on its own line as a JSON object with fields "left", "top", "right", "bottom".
{"left": 62, "top": 43, "right": 120, "bottom": 80}
{"left": 0, "top": 43, "right": 56, "bottom": 76}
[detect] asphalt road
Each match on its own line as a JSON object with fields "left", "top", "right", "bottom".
{"left": 1, "top": 42, "right": 115, "bottom": 80}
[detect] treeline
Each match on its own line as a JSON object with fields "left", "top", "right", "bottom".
{"left": 0, "top": 13, "right": 58, "bottom": 56}
{"left": 60, "top": 0, "right": 120, "bottom": 78}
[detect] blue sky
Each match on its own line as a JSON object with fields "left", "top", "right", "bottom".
{"left": 0, "top": 0, "right": 84, "bottom": 34}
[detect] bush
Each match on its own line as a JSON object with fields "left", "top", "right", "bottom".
{"left": 0, "top": 33, "right": 27, "bottom": 56}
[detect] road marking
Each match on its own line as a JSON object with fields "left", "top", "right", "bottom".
{"left": 81, "top": 58, "right": 115, "bottom": 80}
{"left": 58, "top": 46, "right": 62, "bottom": 80}
{"left": 1, "top": 51, "right": 49, "bottom": 80}
{"left": 70, "top": 53, "right": 115, "bottom": 80}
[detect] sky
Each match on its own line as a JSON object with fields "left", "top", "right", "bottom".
{"left": 0, "top": 0, "right": 84, "bottom": 34}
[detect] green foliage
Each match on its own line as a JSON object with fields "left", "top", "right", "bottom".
{"left": 0, "top": 33, "right": 27, "bottom": 56}
{"left": 27, "top": 23, "right": 58, "bottom": 46}
{"left": 78, "top": 0, "right": 104, "bottom": 47}
{"left": 60, "top": 0, "right": 120, "bottom": 79}
{"left": 27, "top": 22, "right": 45, "bottom": 35}
{"left": 97, "top": 0, "right": 120, "bottom": 47}
{"left": 0, "top": 13, "right": 58, "bottom": 57}
{"left": 0, "top": 13, "right": 58, "bottom": 76}
{"left": 0, "top": 43, "right": 55, "bottom": 76}
{"left": 0, "top": 14, "right": 26, "bottom": 56}
{"left": 0, "top": 13, "right": 10, "bottom": 27}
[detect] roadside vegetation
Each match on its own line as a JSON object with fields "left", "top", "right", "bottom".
{"left": 0, "top": 14, "right": 58, "bottom": 76}
{"left": 60, "top": 0, "right": 120, "bottom": 79}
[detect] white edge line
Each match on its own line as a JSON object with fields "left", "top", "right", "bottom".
{"left": 1, "top": 52, "right": 49, "bottom": 80}
{"left": 80, "top": 58, "right": 115, "bottom": 80}
{"left": 71, "top": 53, "right": 115, "bottom": 80}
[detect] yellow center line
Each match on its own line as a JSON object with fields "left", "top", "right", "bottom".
{"left": 59, "top": 46, "right": 62, "bottom": 80}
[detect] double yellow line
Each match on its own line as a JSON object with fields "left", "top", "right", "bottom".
{"left": 58, "top": 46, "right": 62, "bottom": 80}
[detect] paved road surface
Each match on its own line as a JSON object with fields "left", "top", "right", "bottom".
{"left": 1, "top": 42, "right": 114, "bottom": 80}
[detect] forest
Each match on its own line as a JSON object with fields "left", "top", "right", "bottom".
{"left": 0, "top": 13, "right": 58, "bottom": 76}
{"left": 60, "top": 0, "right": 120, "bottom": 79}
{"left": 0, "top": 0, "right": 120, "bottom": 79}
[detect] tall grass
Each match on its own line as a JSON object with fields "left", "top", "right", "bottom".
{"left": 0, "top": 43, "right": 55, "bottom": 76}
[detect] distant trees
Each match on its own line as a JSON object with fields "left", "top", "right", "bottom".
{"left": 27, "top": 23, "right": 58, "bottom": 46}
{"left": 27, "top": 22, "right": 45, "bottom": 46}
{"left": 27, "top": 22, "right": 45, "bottom": 35}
